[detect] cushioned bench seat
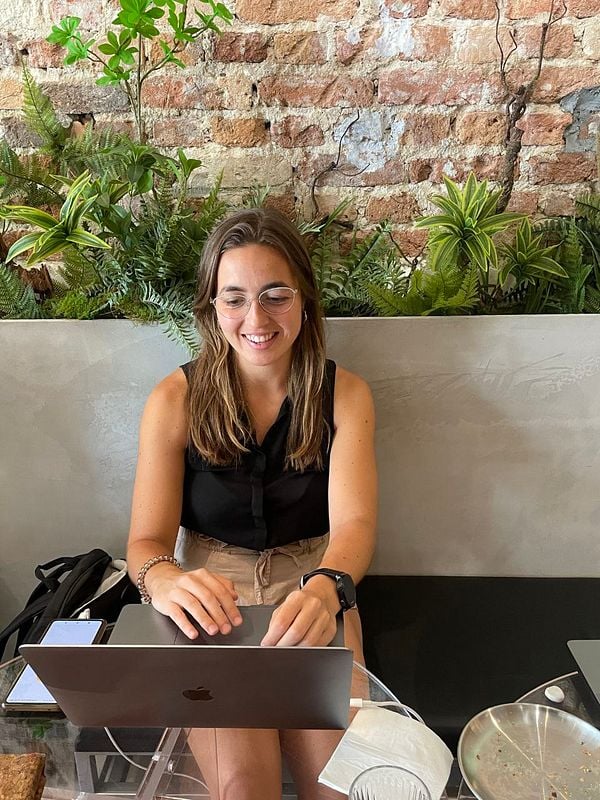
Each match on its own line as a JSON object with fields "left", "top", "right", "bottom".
{"left": 357, "top": 575, "right": 600, "bottom": 753}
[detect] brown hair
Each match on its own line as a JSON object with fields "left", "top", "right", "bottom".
{"left": 188, "top": 207, "right": 327, "bottom": 471}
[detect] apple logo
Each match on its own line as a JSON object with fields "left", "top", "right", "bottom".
{"left": 182, "top": 686, "right": 214, "bottom": 702}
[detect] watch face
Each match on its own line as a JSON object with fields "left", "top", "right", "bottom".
{"left": 339, "top": 573, "right": 356, "bottom": 609}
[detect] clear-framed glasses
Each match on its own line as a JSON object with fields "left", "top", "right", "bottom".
{"left": 211, "top": 286, "right": 299, "bottom": 319}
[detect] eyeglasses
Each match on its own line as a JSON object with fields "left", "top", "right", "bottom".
{"left": 211, "top": 286, "right": 299, "bottom": 319}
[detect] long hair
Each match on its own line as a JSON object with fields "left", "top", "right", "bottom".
{"left": 188, "top": 207, "right": 327, "bottom": 471}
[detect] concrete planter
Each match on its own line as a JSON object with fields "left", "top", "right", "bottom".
{"left": 2, "top": 316, "right": 600, "bottom": 628}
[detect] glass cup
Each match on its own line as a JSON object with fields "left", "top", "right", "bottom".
{"left": 349, "top": 765, "right": 432, "bottom": 800}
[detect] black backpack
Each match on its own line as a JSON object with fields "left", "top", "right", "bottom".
{"left": 0, "top": 548, "right": 140, "bottom": 661}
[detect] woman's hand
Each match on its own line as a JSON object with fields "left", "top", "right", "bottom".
{"left": 148, "top": 564, "right": 243, "bottom": 639}
{"left": 261, "top": 581, "right": 339, "bottom": 647}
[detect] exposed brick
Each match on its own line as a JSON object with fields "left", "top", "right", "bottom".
{"left": 94, "top": 117, "right": 136, "bottom": 137}
{"left": 298, "top": 152, "right": 389, "bottom": 186}
{"left": 298, "top": 153, "right": 446, "bottom": 187}
{"left": 264, "top": 193, "right": 296, "bottom": 218}
{"left": 0, "top": 76, "right": 24, "bottom": 110}
{"left": 400, "top": 113, "right": 452, "bottom": 145}
{"left": 19, "top": 38, "right": 64, "bottom": 69}
{"left": 412, "top": 25, "right": 452, "bottom": 60}
{"left": 236, "top": 0, "right": 358, "bottom": 24}
{"left": 516, "top": 24, "right": 574, "bottom": 59}
{"left": 0, "top": 115, "right": 43, "bottom": 147}
{"left": 391, "top": 227, "right": 429, "bottom": 257}
{"left": 383, "top": 0, "right": 430, "bottom": 17}
{"left": 336, "top": 27, "right": 381, "bottom": 65}
{"left": 444, "top": 154, "right": 504, "bottom": 181}
{"left": 271, "top": 115, "right": 324, "bottom": 147}
{"left": 272, "top": 32, "right": 326, "bottom": 64}
{"left": 378, "top": 66, "right": 503, "bottom": 105}
{"left": 455, "top": 111, "right": 505, "bottom": 145}
{"left": 0, "top": 35, "right": 18, "bottom": 67}
{"left": 310, "top": 193, "right": 358, "bottom": 220}
{"left": 366, "top": 193, "right": 420, "bottom": 223}
{"left": 0, "top": 1, "right": 40, "bottom": 30}
{"left": 531, "top": 66, "right": 600, "bottom": 102}
{"left": 213, "top": 32, "right": 269, "bottom": 63}
{"left": 47, "top": 0, "right": 110, "bottom": 30}
{"left": 42, "top": 81, "right": 129, "bottom": 113}
{"left": 142, "top": 75, "right": 253, "bottom": 111}
{"left": 152, "top": 118, "right": 208, "bottom": 146}
{"left": 517, "top": 110, "right": 572, "bottom": 145}
{"left": 409, "top": 160, "right": 440, "bottom": 182}
{"left": 457, "top": 25, "right": 504, "bottom": 64}
{"left": 538, "top": 191, "right": 577, "bottom": 215}
{"left": 211, "top": 116, "right": 268, "bottom": 147}
{"left": 336, "top": 23, "right": 449, "bottom": 64}
{"left": 528, "top": 153, "right": 596, "bottom": 184}
{"left": 148, "top": 40, "right": 204, "bottom": 67}
{"left": 141, "top": 76, "right": 202, "bottom": 109}
{"left": 566, "top": 0, "right": 600, "bottom": 17}
{"left": 582, "top": 18, "right": 600, "bottom": 58}
{"left": 438, "top": 0, "right": 497, "bottom": 19}
{"left": 192, "top": 152, "right": 293, "bottom": 191}
{"left": 259, "top": 76, "right": 374, "bottom": 108}
{"left": 506, "top": 190, "right": 539, "bottom": 214}
{"left": 507, "top": 0, "right": 554, "bottom": 18}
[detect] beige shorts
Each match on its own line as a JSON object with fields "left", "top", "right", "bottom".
{"left": 175, "top": 530, "right": 330, "bottom": 606}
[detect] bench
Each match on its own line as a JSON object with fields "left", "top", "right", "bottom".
{"left": 358, "top": 575, "right": 600, "bottom": 752}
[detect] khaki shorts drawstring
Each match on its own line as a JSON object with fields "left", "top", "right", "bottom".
{"left": 254, "top": 547, "right": 302, "bottom": 603}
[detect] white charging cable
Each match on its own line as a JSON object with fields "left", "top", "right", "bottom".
{"left": 350, "top": 661, "right": 425, "bottom": 723}
{"left": 103, "top": 727, "right": 208, "bottom": 792}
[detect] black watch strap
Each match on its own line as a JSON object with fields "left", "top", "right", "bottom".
{"left": 299, "top": 568, "right": 356, "bottom": 611}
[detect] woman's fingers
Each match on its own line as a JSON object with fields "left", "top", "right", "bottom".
{"left": 151, "top": 567, "right": 243, "bottom": 636}
{"left": 261, "top": 591, "right": 336, "bottom": 647}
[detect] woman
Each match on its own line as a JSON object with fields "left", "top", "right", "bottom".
{"left": 127, "top": 207, "right": 377, "bottom": 799}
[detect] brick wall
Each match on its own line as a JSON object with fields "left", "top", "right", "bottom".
{"left": 1, "top": 0, "right": 599, "bottom": 251}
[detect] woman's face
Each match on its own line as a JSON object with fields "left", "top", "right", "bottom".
{"left": 214, "top": 243, "right": 303, "bottom": 374}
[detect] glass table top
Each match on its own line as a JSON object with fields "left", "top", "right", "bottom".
{"left": 2, "top": 651, "right": 596, "bottom": 800}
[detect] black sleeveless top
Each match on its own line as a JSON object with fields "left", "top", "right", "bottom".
{"left": 180, "top": 360, "right": 336, "bottom": 551}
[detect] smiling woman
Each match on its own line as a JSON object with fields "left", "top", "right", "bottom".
{"left": 126, "top": 207, "right": 378, "bottom": 799}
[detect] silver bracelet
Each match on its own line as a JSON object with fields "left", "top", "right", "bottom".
{"left": 136, "top": 554, "right": 181, "bottom": 604}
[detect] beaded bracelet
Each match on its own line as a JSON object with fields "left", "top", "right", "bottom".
{"left": 136, "top": 554, "right": 181, "bottom": 604}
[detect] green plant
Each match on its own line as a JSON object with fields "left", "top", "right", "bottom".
{"left": 305, "top": 206, "right": 406, "bottom": 317}
{"left": 498, "top": 217, "right": 565, "bottom": 287}
{"left": 48, "top": 0, "right": 233, "bottom": 142}
{"left": 2, "top": 172, "right": 110, "bottom": 265}
{"left": 0, "top": 71, "right": 228, "bottom": 349}
{"left": 415, "top": 174, "right": 523, "bottom": 278}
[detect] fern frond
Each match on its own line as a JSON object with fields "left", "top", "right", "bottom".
{"left": 22, "top": 65, "right": 68, "bottom": 153}
{"left": 583, "top": 284, "right": 600, "bottom": 313}
{"left": 0, "top": 262, "right": 41, "bottom": 318}
{"left": 58, "top": 126, "right": 131, "bottom": 178}
{"left": 0, "top": 143, "right": 61, "bottom": 207}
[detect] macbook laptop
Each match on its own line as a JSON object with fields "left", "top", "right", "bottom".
{"left": 21, "top": 604, "right": 353, "bottom": 729}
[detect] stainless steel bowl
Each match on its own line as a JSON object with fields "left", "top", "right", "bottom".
{"left": 458, "top": 702, "right": 600, "bottom": 800}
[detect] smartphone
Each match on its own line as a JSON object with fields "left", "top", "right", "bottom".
{"left": 2, "top": 618, "right": 106, "bottom": 712}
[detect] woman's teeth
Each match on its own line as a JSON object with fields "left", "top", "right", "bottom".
{"left": 244, "top": 333, "right": 276, "bottom": 343}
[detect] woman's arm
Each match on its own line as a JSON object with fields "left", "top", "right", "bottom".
{"left": 262, "top": 367, "right": 377, "bottom": 646}
{"left": 127, "top": 369, "right": 241, "bottom": 638}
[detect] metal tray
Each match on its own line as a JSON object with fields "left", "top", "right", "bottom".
{"left": 458, "top": 702, "right": 600, "bottom": 800}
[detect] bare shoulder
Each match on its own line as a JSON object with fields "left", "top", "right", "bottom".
{"left": 332, "top": 366, "right": 374, "bottom": 428}
{"left": 141, "top": 367, "right": 189, "bottom": 447}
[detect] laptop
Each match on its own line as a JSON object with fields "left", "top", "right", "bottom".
{"left": 567, "top": 640, "right": 600, "bottom": 725}
{"left": 21, "top": 604, "right": 353, "bottom": 729}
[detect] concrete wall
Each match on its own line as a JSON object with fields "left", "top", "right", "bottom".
{"left": 1, "top": 316, "right": 600, "bottom": 628}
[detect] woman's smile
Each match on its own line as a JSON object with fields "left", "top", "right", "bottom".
{"left": 215, "top": 243, "right": 302, "bottom": 373}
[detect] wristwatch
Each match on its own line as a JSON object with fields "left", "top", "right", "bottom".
{"left": 299, "top": 568, "right": 356, "bottom": 611}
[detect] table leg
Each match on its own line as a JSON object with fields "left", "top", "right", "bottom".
{"left": 134, "top": 727, "right": 182, "bottom": 800}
